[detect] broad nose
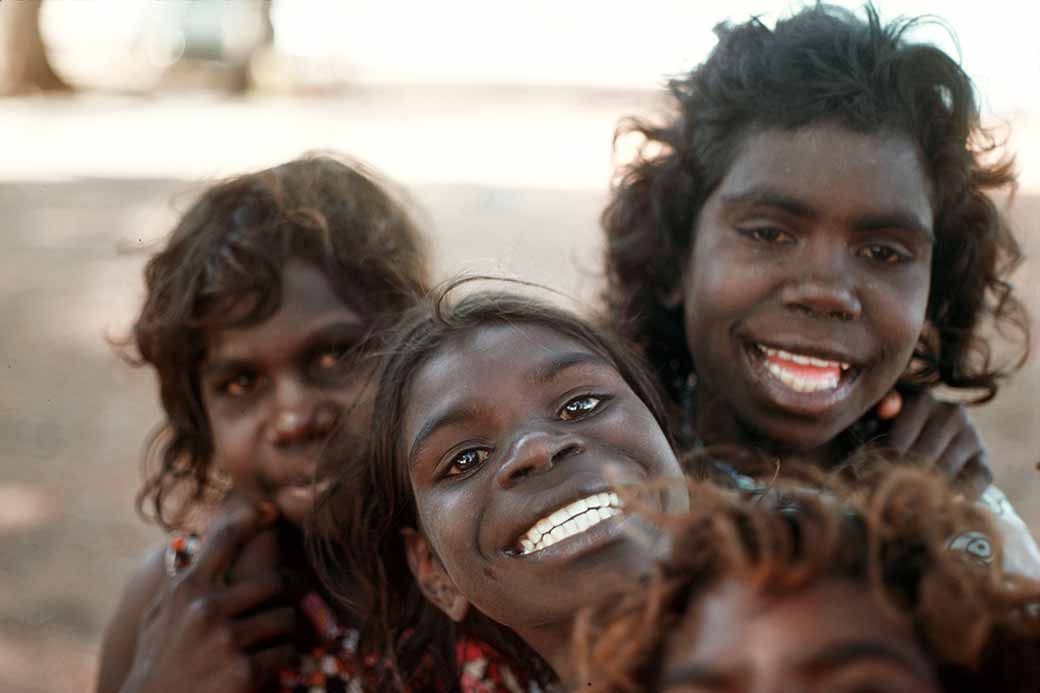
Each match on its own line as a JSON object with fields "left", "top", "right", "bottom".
{"left": 266, "top": 380, "right": 341, "bottom": 446}
{"left": 495, "top": 428, "right": 584, "bottom": 489}
{"left": 780, "top": 237, "right": 862, "bottom": 321}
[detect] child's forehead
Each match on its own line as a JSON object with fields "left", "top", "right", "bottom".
{"left": 404, "top": 323, "right": 616, "bottom": 405}
{"left": 716, "top": 124, "right": 934, "bottom": 223}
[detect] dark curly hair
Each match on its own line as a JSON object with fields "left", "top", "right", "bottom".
{"left": 126, "top": 154, "right": 430, "bottom": 530}
{"left": 603, "top": 3, "right": 1029, "bottom": 407}
{"left": 308, "top": 279, "right": 677, "bottom": 691}
{"left": 572, "top": 464, "right": 1040, "bottom": 692}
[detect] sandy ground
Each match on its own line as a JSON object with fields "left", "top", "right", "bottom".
{"left": 1, "top": 90, "right": 1038, "bottom": 692}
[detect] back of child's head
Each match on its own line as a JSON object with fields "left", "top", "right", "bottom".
{"left": 132, "top": 154, "right": 430, "bottom": 529}
{"left": 572, "top": 462, "right": 1040, "bottom": 692}
{"left": 309, "top": 278, "right": 675, "bottom": 689}
{"left": 603, "top": 3, "right": 1028, "bottom": 405}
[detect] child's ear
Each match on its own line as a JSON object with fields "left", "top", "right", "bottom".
{"left": 660, "top": 262, "right": 693, "bottom": 309}
{"left": 658, "top": 283, "right": 684, "bottom": 309}
{"left": 401, "top": 527, "right": 469, "bottom": 622}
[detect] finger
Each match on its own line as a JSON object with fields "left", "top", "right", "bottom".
{"left": 883, "top": 393, "right": 932, "bottom": 454}
{"left": 905, "top": 404, "right": 961, "bottom": 469}
{"left": 233, "top": 606, "right": 296, "bottom": 650}
{"left": 194, "top": 501, "right": 278, "bottom": 583}
{"left": 928, "top": 422, "right": 982, "bottom": 479}
{"left": 218, "top": 572, "right": 286, "bottom": 617}
{"left": 250, "top": 643, "right": 298, "bottom": 685}
{"left": 876, "top": 390, "right": 902, "bottom": 420}
{"left": 954, "top": 450, "right": 992, "bottom": 501}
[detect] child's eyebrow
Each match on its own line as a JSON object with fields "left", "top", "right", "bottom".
{"left": 298, "top": 320, "right": 370, "bottom": 350}
{"left": 530, "top": 351, "right": 613, "bottom": 384}
{"left": 720, "top": 186, "right": 817, "bottom": 218}
{"left": 799, "top": 639, "right": 930, "bottom": 678}
{"left": 852, "top": 212, "right": 934, "bottom": 243}
{"left": 408, "top": 403, "right": 482, "bottom": 470}
{"left": 660, "top": 662, "right": 735, "bottom": 687}
{"left": 200, "top": 356, "right": 251, "bottom": 379}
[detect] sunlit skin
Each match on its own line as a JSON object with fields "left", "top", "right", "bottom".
{"left": 682, "top": 124, "right": 934, "bottom": 463}
{"left": 660, "top": 578, "right": 940, "bottom": 693}
{"left": 199, "top": 258, "right": 373, "bottom": 524}
{"left": 403, "top": 324, "right": 686, "bottom": 676}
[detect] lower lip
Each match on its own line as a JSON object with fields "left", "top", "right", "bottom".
{"left": 743, "top": 343, "right": 860, "bottom": 417}
{"left": 504, "top": 512, "right": 628, "bottom": 563}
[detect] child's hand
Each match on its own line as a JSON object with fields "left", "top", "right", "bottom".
{"left": 121, "top": 499, "right": 296, "bottom": 693}
{"left": 876, "top": 390, "right": 992, "bottom": 499}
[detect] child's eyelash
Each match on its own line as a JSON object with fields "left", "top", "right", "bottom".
{"left": 215, "top": 372, "right": 258, "bottom": 397}
{"left": 558, "top": 393, "right": 611, "bottom": 420}
{"left": 737, "top": 225, "right": 795, "bottom": 244}
{"left": 444, "top": 448, "right": 490, "bottom": 478}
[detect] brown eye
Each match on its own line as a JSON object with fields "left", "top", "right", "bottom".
{"left": 744, "top": 226, "right": 795, "bottom": 244}
{"left": 222, "top": 373, "right": 256, "bottom": 397}
{"left": 559, "top": 395, "right": 603, "bottom": 421}
{"left": 859, "top": 244, "right": 908, "bottom": 264}
{"left": 316, "top": 345, "right": 352, "bottom": 370}
{"left": 447, "top": 448, "right": 490, "bottom": 476}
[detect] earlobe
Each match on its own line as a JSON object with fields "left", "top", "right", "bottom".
{"left": 661, "top": 262, "right": 692, "bottom": 310}
{"left": 401, "top": 527, "right": 470, "bottom": 623}
{"left": 659, "top": 283, "right": 683, "bottom": 309}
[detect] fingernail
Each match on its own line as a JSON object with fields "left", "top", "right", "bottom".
{"left": 257, "top": 500, "right": 279, "bottom": 527}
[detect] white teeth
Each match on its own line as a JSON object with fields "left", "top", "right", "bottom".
{"left": 516, "top": 492, "right": 624, "bottom": 555}
{"left": 758, "top": 344, "right": 847, "bottom": 371}
{"left": 549, "top": 507, "right": 570, "bottom": 527}
{"left": 765, "top": 361, "right": 840, "bottom": 393}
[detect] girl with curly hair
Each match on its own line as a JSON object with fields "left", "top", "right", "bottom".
{"left": 309, "top": 283, "right": 689, "bottom": 690}
{"left": 600, "top": 4, "right": 1036, "bottom": 571}
{"left": 96, "top": 155, "right": 433, "bottom": 692}
{"left": 571, "top": 464, "right": 1040, "bottom": 692}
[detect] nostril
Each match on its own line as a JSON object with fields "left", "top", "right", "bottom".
{"left": 552, "top": 441, "right": 584, "bottom": 464}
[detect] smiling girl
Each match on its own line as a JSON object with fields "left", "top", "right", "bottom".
{"left": 96, "top": 155, "right": 431, "bottom": 693}
{"left": 310, "top": 285, "right": 689, "bottom": 689}
{"left": 600, "top": 5, "right": 1036, "bottom": 569}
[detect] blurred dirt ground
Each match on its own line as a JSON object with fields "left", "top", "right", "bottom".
{"left": 1, "top": 92, "right": 1038, "bottom": 692}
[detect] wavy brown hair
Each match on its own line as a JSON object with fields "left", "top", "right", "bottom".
{"left": 126, "top": 154, "right": 430, "bottom": 530}
{"left": 308, "top": 280, "right": 677, "bottom": 691}
{"left": 572, "top": 464, "right": 1040, "bottom": 692}
{"left": 603, "top": 3, "right": 1029, "bottom": 406}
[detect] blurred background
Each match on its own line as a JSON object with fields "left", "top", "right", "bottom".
{"left": 1, "top": 1, "right": 1037, "bottom": 690}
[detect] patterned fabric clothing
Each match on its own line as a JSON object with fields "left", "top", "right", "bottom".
{"left": 164, "top": 534, "right": 537, "bottom": 692}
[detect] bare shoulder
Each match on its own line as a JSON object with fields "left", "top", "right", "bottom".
{"left": 95, "top": 543, "right": 168, "bottom": 693}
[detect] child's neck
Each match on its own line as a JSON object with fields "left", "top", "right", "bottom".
{"left": 691, "top": 388, "right": 845, "bottom": 467}
{"left": 512, "top": 621, "right": 571, "bottom": 688}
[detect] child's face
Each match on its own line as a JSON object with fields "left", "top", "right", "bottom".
{"left": 403, "top": 324, "right": 684, "bottom": 653}
{"left": 682, "top": 124, "right": 933, "bottom": 452}
{"left": 659, "top": 578, "right": 939, "bottom": 693}
{"left": 200, "top": 258, "right": 372, "bottom": 523}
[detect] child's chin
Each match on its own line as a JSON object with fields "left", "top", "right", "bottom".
{"left": 273, "top": 481, "right": 330, "bottom": 527}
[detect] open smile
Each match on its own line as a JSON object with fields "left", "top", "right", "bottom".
{"left": 743, "top": 341, "right": 863, "bottom": 415}
{"left": 505, "top": 491, "right": 623, "bottom": 558}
